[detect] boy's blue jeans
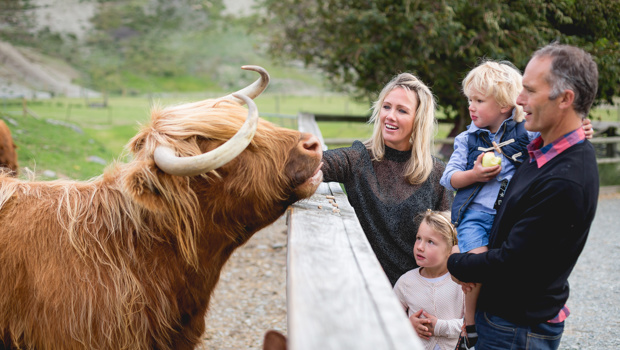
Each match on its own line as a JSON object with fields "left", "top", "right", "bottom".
{"left": 475, "top": 310, "right": 564, "bottom": 350}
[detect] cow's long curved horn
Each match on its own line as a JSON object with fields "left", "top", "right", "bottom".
{"left": 153, "top": 93, "right": 259, "bottom": 176}
{"left": 219, "top": 65, "right": 270, "bottom": 104}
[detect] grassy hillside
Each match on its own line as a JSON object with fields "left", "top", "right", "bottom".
{"left": 1, "top": 113, "right": 117, "bottom": 180}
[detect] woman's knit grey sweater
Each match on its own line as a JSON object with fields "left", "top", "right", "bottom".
{"left": 322, "top": 141, "right": 453, "bottom": 285}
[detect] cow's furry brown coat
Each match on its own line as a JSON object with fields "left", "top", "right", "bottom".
{"left": 0, "top": 99, "right": 322, "bottom": 349}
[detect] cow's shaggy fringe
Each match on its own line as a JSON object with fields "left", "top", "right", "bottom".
{"left": 0, "top": 98, "right": 317, "bottom": 349}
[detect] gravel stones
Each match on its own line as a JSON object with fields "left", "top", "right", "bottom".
{"left": 201, "top": 215, "right": 288, "bottom": 349}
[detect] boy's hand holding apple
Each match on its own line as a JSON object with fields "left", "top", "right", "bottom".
{"left": 473, "top": 152, "right": 501, "bottom": 182}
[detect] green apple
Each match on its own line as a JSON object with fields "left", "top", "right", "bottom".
{"left": 482, "top": 152, "right": 502, "bottom": 167}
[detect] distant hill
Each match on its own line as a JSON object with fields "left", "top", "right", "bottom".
{"left": 0, "top": 0, "right": 327, "bottom": 99}
{"left": 0, "top": 0, "right": 98, "bottom": 98}
{"left": 28, "top": 0, "right": 96, "bottom": 41}
{"left": 0, "top": 40, "right": 100, "bottom": 98}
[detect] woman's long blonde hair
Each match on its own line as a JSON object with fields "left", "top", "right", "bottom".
{"left": 364, "top": 73, "right": 437, "bottom": 185}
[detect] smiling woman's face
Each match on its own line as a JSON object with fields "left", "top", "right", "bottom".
{"left": 379, "top": 87, "right": 418, "bottom": 151}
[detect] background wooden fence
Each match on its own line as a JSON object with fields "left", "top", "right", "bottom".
{"left": 303, "top": 113, "right": 620, "bottom": 164}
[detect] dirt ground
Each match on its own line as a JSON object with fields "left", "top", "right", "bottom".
{"left": 200, "top": 214, "right": 289, "bottom": 350}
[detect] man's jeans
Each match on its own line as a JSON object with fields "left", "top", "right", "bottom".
{"left": 475, "top": 310, "right": 564, "bottom": 350}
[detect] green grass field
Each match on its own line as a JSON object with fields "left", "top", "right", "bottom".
{"left": 1, "top": 112, "right": 118, "bottom": 180}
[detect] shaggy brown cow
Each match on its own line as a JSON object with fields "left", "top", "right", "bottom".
{"left": 0, "top": 119, "right": 18, "bottom": 175}
{"left": 0, "top": 66, "right": 323, "bottom": 349}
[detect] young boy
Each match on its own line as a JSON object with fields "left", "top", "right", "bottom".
{"left": 440, "top": 60, "right": 595, "bottom": 349}
{"left": 440, "top": 60, "right": 530, "bottom": 349}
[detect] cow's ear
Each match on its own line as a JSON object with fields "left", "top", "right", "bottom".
{"left": 122, "top": 160, "right": 167, "bottom": 212}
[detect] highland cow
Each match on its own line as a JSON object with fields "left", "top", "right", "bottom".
{"left": 0, "top": 119, "right": 18, "bottom": 175}
{"left": 0, "top": 66, "right": 323, "bottom": 349}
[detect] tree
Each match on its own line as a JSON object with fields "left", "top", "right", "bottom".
{"left": 0, "top": 0, "right": 37, "bottom": 42}
{"left": 256, "top": 0, "right": 620, "bottom": 142}
{"left": 80, "top": 0, "right": 226, "bottom": 92}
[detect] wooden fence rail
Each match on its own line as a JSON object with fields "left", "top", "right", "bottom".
{"left": 306, "top": 114, "right": 620, "bottom": 164}
{"left": 286, "top": 112, "right": 423, "bottom": 349}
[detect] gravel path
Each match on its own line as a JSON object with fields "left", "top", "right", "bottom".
{"left": 560, "top": 193, "right": 620, "bottom": 349}
{"left": 199, "top": 193, "right": 620, "bottom": 349}
{"left": 201, "top": 215, "right": 288, "bottom": 349}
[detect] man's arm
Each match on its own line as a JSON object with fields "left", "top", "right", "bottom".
{"left": 447, "top": 178, "right": 588, "bottom": 284}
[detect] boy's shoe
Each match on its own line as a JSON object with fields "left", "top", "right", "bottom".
{"left": 454, "top": 334, "right": 470, "bottom": 350}
{"left": 454, "top": 325, "right": 477, "bottom": 350}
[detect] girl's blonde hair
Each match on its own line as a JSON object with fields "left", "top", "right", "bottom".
{"left": 418, "top": 209, "right": 458, "bottom": 250}
{"left": 364, "top": 73, "right": 437, "bottom": 185}
{"left": 462, "top": 60, "right": 525, "bottom": 122}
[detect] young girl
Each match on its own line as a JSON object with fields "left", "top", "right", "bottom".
{"left": 393, "top": 210, "right": 464, "bottom": 350}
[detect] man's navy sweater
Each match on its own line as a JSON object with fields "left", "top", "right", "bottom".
{"left": 447, "top": 140, "right": 599, "bottom": 325}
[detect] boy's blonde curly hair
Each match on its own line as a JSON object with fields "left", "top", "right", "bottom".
{"left": 462, "top": 60, "right": 525, "bottom": 122}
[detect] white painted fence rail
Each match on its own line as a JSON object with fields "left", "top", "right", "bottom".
{"left": 285, "top": 113, "right": 423, "bottom": 350}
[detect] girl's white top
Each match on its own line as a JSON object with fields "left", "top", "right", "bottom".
{"left": 393, "top": 268, "right": 465, "bottom": 350}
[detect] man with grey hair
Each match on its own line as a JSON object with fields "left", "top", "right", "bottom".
{"left": 447, "top": 43, "right": 599, "bottom": 349}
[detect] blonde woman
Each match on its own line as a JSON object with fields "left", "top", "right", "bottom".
{"left": 321, "top": 73, "right": 452, "bottom": 285}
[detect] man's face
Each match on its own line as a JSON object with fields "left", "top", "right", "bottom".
{"left": 516, "top": 56, "right": 562, "bottom": 139}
